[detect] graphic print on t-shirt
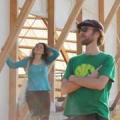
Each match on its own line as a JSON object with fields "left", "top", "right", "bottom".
{"left": 74, "top": 64, "right": 95, "bottom": 77}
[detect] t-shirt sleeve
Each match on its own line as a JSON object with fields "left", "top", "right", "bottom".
{"left": 6, "top": 57, "right": 29, "bottom": 69}
{"left": 63, "top": 58, "right": 73, "bottom": 80}
{"left": 98, "top": 55, "right": 116, "bottom": 82}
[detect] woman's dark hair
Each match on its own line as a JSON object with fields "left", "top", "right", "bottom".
{"left": 29, "top": 43, "right": 49, "bottom": 64}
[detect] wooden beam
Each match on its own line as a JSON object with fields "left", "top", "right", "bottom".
{"left": 0, "top": 0, "right": 36, "bottom": 71}
{"left": 19, "top": 36, "right": 47, "bottom": 40}
{"left": 99, "top": 0, "right": 104, "bottom": 25}
{"left": 104, "top": 0, "right": 120, "bottom": 32}
{"left": 76, "top": 2, "right": 82, "bottom": 55}
{"left": 99, "top": 0, "right": 105, "bottom": 51}
{"left": 22, "top": 26, "right": 76, "bottom": 33}
{"left": 19, "top": 45, "right": 76, "bottom": 53}
{"left": 19, "top": 36, "right": 76, "bottom": 43}
{"left": 9, "top": 1, "right": 17, "bottom": 120}
{"left": 22, "top": 26, "right": 47, "bottom": 30}
{"left": 55, "top": 0, "right": 84, "bottom": 50}
{"left": 48, "top": 0, "right": 55, "bottom": 102}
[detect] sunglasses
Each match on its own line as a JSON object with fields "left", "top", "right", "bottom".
{"left": 78, "top": 26, "right": 98, "bottom": 33}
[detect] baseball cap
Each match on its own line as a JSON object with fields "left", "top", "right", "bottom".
{"left": 77, "top": 19, "right": 104, "bottom": 32}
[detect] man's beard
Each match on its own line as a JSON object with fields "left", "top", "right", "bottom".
{"left": 80, "top": 35, "right": 93, "bottom": 46}
{"left": 81, "top": 39, "right": 93, "bottom": 45}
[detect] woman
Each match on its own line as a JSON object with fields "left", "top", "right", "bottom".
{"left": 7, "top": 42, "right": 59, "bottom": 120}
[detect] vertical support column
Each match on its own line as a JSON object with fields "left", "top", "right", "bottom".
{"left": 76, "top": 9, "right": 82, "bottom": 54}
{"left": 48, "top": 0, "right": 55, "bottom": 104}
{"left": 9, "top": 0, "right": 17, "bottom": 120}
{"left": 99, "top": 0, "right": 104, "bottom": 51}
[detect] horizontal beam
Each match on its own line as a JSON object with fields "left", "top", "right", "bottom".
{"left": 19, "top": 36, "right": 76, "bottom": 43}
{"left": 19, "top": 45, "right": 77, "bottom": 53}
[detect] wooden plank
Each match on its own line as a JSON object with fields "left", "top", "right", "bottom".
{"left": 19, "top": 36, "right": 76, "bottom": 43}
{"left": 9, "top": 1, "right": 17, "bottom": 120}
{"left": 0, "top": 0, "right": 36, "bottom": 71}
{"left": 104, "top": 0, "right": 120, "bottom": 32}
{"left": 19, "top": 36, "right": 47, "bottom": 40}
{"left": 76, "top": 6, "right": 82, "bottom": 54}
{"left": 99, "top": 0, "right": 105, "bottom": 51}
{"left": 19, "top": 45, "right": 76, "bottom": 53}
{"left": 55, "top": 0, "right": 84, "bottom": 50}
{"left": 22, "top": 26, "right": 47, "bottom": 30}
{"left": 48, "top": 0, "right": 55, "bottom": 102}
{"left": 99, "top": 0, "right": 104, "bottom": 25}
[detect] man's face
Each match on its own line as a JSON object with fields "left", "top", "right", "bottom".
{"left": 78, "top": 26, "right": 97, "bottom": 46}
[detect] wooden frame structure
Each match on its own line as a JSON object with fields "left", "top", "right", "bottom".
{"left": 0, "top": 0, "right": 120, "bottom": 119}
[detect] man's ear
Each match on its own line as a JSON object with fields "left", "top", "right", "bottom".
{"left": 94, "top": 31, "right": 100, "bottom": 39}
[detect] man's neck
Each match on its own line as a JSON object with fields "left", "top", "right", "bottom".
{"left": 85, "top": 43, "right": 100, "bottom": 55}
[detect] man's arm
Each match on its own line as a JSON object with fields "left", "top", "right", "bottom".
{"left": 61, "top": 68, "right": 101, "bottom": 94}
{"left": 61, "top": 79, "right": 81, "bottom": 95}
{"left": 69, "top": 75, "right": 109, "bottom": 90}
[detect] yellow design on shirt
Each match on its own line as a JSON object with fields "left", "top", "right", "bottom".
{"left": 75, "top": 64, "right": 95, "bottom": 77}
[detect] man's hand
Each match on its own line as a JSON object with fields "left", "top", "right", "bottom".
{"left": 88, "top": 70, "right": 99, "bottom": 78}
{"left": 61, "top": 78, "right": 80, "bottom": 95}
{"left": 88, "top": 65, "right": 102, "bottom": 78}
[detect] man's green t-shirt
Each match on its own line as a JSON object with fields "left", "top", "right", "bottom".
{"left": 63, "top": 52, "right": 115, "bottom": 119}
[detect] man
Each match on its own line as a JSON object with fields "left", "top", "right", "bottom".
{"left": 62, "top": 19, "right": 116, "bottom": 120}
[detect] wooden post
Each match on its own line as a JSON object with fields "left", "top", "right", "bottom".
{"left": 99, "top": 0, "right": 105, "bottom": 51}
{"left": 9, "top": 0, "right": 17, "bottom": 120}
{"left": 48, "top": 0, "right": 55, "bottom": 103}
{"left": 76, "top": 9, "right": 82, "bottom": 55}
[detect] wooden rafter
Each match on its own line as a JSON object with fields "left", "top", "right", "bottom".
{"left": 19, "top": 36, "right": 76, "bottom": 43}
{"left": 19, "top": 45, "right": 76, "bottom": 53}
{"left": 0, "top": 0, "right": 36, "bottom": 72}
{"left": 55, "top": 0, "right": 84, "bottom": 50}
{"left": 104, "top": 0, "right": 120, "bottom": 32}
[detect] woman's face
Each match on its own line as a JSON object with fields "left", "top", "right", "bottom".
{"left": 33, "top": 43, "right": 44, "bottom": 55}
